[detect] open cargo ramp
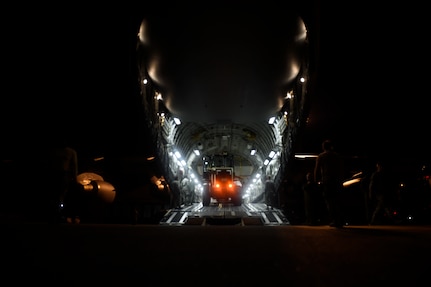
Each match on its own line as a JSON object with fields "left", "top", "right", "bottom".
{"left": 159, "top": 203, "right": 290, "bottom": 226}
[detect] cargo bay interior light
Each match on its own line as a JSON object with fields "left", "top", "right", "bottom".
{"left": 268, "top": 117, "right": 276, "bottom": 125}
{"left": 173, "top": 117, "right": 181, "bottom": 125}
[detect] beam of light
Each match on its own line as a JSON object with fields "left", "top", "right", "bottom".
{"left": 343, "top": 178, "right": 361, "bottom": 187}
{"left": 294, "top": 154, "right": 318, "bottom": 159}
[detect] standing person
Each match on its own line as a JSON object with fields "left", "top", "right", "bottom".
{"left": 302, "top": 171, "right": 319, "bottom": 225}
{"left": 314, "top": 139, "right": 345, "bottom": 228}
{"left": 48, "top": 137, "right": 80, "bottom": 223}
{"left": 264, "top": 175, "right": 276, "bottom": 209}
{"left": 368, "top": 160, "right": 396, "bottom": 225}
{"left": 170, "top": 176, "right": 181, "bottom": 209}
{"left": 188, "top": 178, "right": 196, "bottom": 204}
{"left": 180, "top": 176, "right": 189, "bottom": 205}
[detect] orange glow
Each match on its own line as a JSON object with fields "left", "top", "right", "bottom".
{"left": 343, "top": 178, "right": 360, "bottom": 187}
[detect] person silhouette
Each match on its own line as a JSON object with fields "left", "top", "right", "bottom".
{"left": 368, "top": 160, "right": 397, "bottom": 225}
{"left": 47, "top": 136, "right": 80, "bottom": 223}
{"left": 170, "top": 176, "right": 181, "bottom": 209}
{"left": 264, "top": 175, "right": 276, "bottom": 209}
{"left": 314, "top": 139, "right": 344, "bottom": 228}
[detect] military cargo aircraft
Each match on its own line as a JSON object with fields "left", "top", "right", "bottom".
{"left": 130, "top": 0, "right": 320, "bottom": 210}
{"left": 1, "top": 1, "right": 322, "bottom": 224}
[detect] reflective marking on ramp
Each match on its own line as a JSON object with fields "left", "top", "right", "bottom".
{"left": 164, "top": 211, "right": 188, "bottom": 225}
{"left": 261, "top": 210, "right": 286, "bottom": 225}
{"left": 159, "top": 203, "right": 290, "bottom": 226}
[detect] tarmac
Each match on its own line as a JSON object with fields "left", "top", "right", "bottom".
{"left": 3, "top": 220, "right": 431, "bottom": 287}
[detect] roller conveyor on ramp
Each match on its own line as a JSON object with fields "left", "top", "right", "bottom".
{"left": 159, "top": 203, "right": 290, "bottom": 226}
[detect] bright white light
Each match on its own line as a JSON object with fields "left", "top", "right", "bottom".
{"left": 193, "top": 149, "right": 200, "bottom": 156}
{"left": 174, "top": 117, "right": 181, "bottom": 125}
{"left": 264, "top": 159, "right": 270, "bottom": 165}
{"left": 180, "top": 160, "right": 186, "bottom": 166}
{"left": 268, "top": 117, "right": 276, "bottom": 124}
{"left": 174, "top": 151, "right": 181, "bottom": 159}
{"left": 250, "top": 149, "right": 256, "bottom": 155}
{"left": 269, "top": 151, "right": 276, "bottom": 158}
{"left": 294, "top": 154, "right": 318, "bottom": 159}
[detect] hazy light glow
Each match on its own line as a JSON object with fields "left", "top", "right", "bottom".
{"left": 138, "top": 20, "right": 148, "bottom": 43}
{"left": 147, "top": 60, "right": 160, "bottom": 84}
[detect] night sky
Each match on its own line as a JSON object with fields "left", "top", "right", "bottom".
{"left": 299, "top": 1, "right": 431, "bottom": 162}
{"left": 2, "top": 1, "right": 430, "bottom": 163}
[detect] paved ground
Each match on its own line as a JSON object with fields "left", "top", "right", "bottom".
{"left": 3, "top": 221, "right": 430, "bottom": 287}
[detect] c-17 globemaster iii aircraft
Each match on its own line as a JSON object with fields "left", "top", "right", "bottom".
{"left": 1, "top": 1, "right": 321, "bottom": 225}
{"left": 124, "top": 0, "right": 321, "bottom": 224}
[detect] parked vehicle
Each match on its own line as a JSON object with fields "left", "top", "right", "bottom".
{"left": 202, "top": 154, "right": 243, "bottom": 206}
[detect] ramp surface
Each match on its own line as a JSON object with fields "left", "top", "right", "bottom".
{"left": 159, "top": 203, "right": 290, "bottom": 226}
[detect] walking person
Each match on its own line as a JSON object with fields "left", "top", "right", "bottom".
{"left": 314, "top": 139, "right": 345, "bottom": 228}
{"left": 368, "top": 160, "right": 397, "bottom": 225}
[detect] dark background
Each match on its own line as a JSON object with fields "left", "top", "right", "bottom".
{"left": 2, "top": 1, "right": 430, "bottom": 163}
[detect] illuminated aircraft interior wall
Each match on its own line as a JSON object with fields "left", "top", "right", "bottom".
{"left": 134, "top": 4, "right": 316, "bottom": 202}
